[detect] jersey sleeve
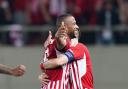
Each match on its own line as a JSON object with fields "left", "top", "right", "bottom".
{"left": 69, "top": 44, "right": 85, "bottom": 60}
{"left": 64, "top": 43, "right": 85, "bottom": 62}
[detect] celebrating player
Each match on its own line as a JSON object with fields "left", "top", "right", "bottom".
{"left": 39, "top": 14, "right": 93, "bottom": 89}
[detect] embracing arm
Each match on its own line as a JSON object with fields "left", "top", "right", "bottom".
{"left": 41, "top": 44, "right": 85, "bottom": 69}
{"left": 40, "top": 50, "right": 74, "bottom": 69}
{"left": 40, "top": 54, "right": 68, "bottom": 69}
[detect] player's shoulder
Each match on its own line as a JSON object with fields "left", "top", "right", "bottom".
{"left": 77, "top": 43, "right": 89, "bottom": 51}
{"left": 77, "top": 43, "right": 87, "bottom": 48}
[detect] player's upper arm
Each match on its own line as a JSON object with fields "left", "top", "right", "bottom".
{"left": 59, "top": 43, "right": 86, "bottom": 65}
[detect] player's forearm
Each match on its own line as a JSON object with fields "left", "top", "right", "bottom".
{"left": 42, "top": 59, "right": 59, "bottom": 69}
{"left": 56, "top": 37, "right": 67, "bottom": 50}
{"left": 0, "top": 64, "right": 12, "bottom": 75}
{"left": 42, "top": 55, "right": 68, "bottom": 69}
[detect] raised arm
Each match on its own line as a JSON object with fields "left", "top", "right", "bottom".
{"left": 55, "top": 22, "right": 69, "bottom": 50}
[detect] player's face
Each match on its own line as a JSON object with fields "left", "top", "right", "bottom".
{"left": 64, "top": 16, "right": 79, "bottom": 38}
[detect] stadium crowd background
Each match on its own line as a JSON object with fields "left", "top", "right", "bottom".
{"left": 0, "top": 0, "right": 128, "bottom": 46}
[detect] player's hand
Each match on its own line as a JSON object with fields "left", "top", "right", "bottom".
{"left": 11, "top": 65, "right": 26, "bottom": 77}
{"left": 44, "top": 31, "right": 52, "bottom": 49}
{"left": 55, "top": 22, "right": 68, "bottom": 49}
{"left": 55, "top": 22, "right": 68, "bottom": 38}
{"left": 38, "top": 73, "right": 50, "bottom": 86}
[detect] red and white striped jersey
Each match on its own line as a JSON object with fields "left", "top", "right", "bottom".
{"left": 68, "top": 43, "right": 93, "bottom": 89}
{"left": 40, "top": 38, "right": 93, "bottom": 89}
{"left": 40, "top": 38, "right": 71, "bottom": 89}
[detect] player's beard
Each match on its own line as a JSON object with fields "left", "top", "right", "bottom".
{"left": 68, "top": 32, "right": 76, "bottom": 39}
{"left": 68, "top": 29, "right": 80, "bottom": 40}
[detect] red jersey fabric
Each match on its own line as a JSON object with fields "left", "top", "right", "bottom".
{"left": 40, "top": 39, "right": 93, "bottom": 89}
{"left": 40, "top": 38, "right": 71, "bottom": 89}
{"left": 68, "top": 43, "right": 93, "bottom": 89}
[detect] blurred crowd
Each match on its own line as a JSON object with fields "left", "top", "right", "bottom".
{"left": 0, "top": 0, "right": 128, "bottom": 46}
{"left": 0, "top": 0, "right": 128, "bottom": 26}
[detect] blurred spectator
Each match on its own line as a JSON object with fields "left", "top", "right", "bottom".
{"left": 26, "top": 0, "right": 67, "bottom": 25}
{"left": 72, "top": 0, "right": 97, "bottom": 25}
{"left": 13, "top": 0, "right": 28, "bottom": 24}
{"left": 50, "top": 0, "right": 66, "bottom": 15}
{"left": 26, "top": 0, "right": 49, "bottom": 25}
{"left": 49, "top": 0, "right": 67, "bottom": 24}
{"left": 0, "top": 0, "right": 12, "bottom": 25}
{"left": 96, "top": 1, "right": 120, "bottom": 26}
{"left": 9, "top": 25, "right": 24, "bottom": 47}
{"left": 66, "top": 0, "right": 76, "bottom": 14}
{"left": 96, "top": 1, "right": 120, "bottom": 45}
{"left": 117, "top": 0, "right": 128, "bottom": 25}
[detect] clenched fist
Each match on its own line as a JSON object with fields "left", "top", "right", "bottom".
{"left": 10, "top": 65, "right": 26, "bottom": 77}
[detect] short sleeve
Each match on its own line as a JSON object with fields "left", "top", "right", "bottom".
{"left": 68, "top": 43, "right": 85, "bottom": 60}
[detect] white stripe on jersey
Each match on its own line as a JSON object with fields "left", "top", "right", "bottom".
{"left": 55, "top": 81, "right": 59, "bottom": 89}
{"left": 51, "top": 81, "right": 55, "bottom": 89}
{"left": 47, "top": 82, "right": 51, "bottom": 89}
{"left": 69, "top": 53, "right": 87, "bottom": 89}
{"left": 78, "top": 53, "right": 86, "bottom": 77}
{"left": 78, "top": 54, "right": 86, "bottom": 89}
{"left": 74, "top": 61, "right": 82, "bottom": 89}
